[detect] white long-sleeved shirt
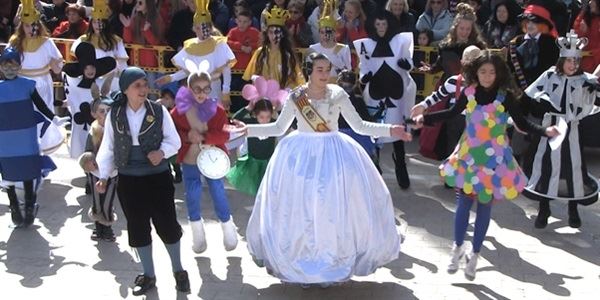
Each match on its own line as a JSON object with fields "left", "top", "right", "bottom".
{"left": 96, "top": 103, "right": 181, "bottom": 179}
{"left": 247, "top": 84, "right": 391, "bottom": 138}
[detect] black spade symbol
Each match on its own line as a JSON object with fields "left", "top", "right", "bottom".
{"left": 368, "top": 62, "right": 404, "bottom": 108}
{"left": 74, "top": 102, "right": 94, "bottom": 130}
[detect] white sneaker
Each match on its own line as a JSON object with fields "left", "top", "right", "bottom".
{"left": 448, "top": 243, "right": 467, "bottom": 273}
{"left": 221, "top": 218, "right": 238, "bottom": 251}
{"left": 190, "top": 219, "right": 207, "bottom": 253}
{"left": 465, "top": 252, "right": 479, "bottom": 280}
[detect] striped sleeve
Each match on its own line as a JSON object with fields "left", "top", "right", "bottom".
{"left": 418, "top": 76, "right": 458, "bottom": 109}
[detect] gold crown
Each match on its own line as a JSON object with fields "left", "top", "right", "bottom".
{"left": 193, "top": 0, "right": 212, "bottom": 25}
{"left": 265, "top": 6, "right": 289, "bottom": 27}
{"left": 20, "top": 0, "right": 40, "bottom": 24}
{"left": 319, "top": 0, "right": 337, "bottom": 29}
{"left": 557, "top": 30, "right": 588, "bottom": 58}
{"left": 91, "top": 0, "right": 110, "bottom": 20}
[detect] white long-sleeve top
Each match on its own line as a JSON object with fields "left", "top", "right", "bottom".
{"left": 247, "top": 84, "right": 392, "bottom": 138}
{"left": 96, "top": 103, "right": 182, "bottom": 179}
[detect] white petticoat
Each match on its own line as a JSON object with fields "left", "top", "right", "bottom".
{"left": 246, "top": 131, "right": 401, "bottom": 283}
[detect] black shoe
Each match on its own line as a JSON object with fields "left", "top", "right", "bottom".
{"left": 23, "top": 204, "right": 38, "bottom": 227}
{"left": 10, "top": 205, "right": 23, "bottom": 227}
{"left": 392, "top": 154, "right": 410, "bottom": 189}
{"left": 568, "top": 203, "right": 581, "bottom": 228}
{"left": 132, "top": 275, "right": 156, "bottom": 296}
{"left": 91, "top": 222, "right": 103, "bottom": 241}
{"left": 102, "top": 226, "right": 116, "bottom": 242}
{"left": 174, "top": 270, "right": 190, "bottom": 293}
{"left": 534, "top": 203, "right": 551, "bottom": 229}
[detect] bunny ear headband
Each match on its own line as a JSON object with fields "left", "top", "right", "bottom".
{"left": 241, "top": 76, "right": 288, "bottom": 107}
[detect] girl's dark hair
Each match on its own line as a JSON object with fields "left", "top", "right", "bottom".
{"left": 160, "top": 89, "right": 175, "bottom": 98}
{"left": 85, "top": 19, "right": 118, "bottom": 51}
{"left": 237, "top": 9, "right": 253, "bottom": 18}
{"left": 256, "top": 25, "right": 298, "bottom": 87}
{"left": 252, "top": 99, "right": 274, "bottom": 115}
{"left": 555, "top": 57, "right": 584, "bottom": 76}
{"left": 463, "top": 50, "right": 512, "bottom": 91}
{"left": 418, "top": 29, "right": 434, "bottom": 44}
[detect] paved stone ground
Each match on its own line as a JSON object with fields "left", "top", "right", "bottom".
{"left": 1, "top": 140, "right": 599, "bottom": 300}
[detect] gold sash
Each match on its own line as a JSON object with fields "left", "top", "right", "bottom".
{"left": 290, "top": 86, "right": 330, "bottom": 132}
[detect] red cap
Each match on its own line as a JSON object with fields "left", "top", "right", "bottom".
{"left": 522, "top": 5, "right": 558, "bottom": 38}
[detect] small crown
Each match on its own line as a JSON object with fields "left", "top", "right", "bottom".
{"left": 265, "top": 6, "right": 289, "bottom": 27}
{"left": 193, "top": 0, "right": 212, "bottom": 25}
{"left": 319, "top": 0, "right": 337, "bottom": 29}
{"left": 20, "top": 0, "right": 40, "bottom": 24}
{"left": 91, "top": 0, "right": 110, "bottom": 20}
{"left": 557, "top": 30, "right": 588, "bottom": 58}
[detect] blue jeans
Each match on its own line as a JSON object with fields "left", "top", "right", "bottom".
{"left": 182, "top": 164, "right": 231, "bottom": 222}
{"left": 454, "top": 191, "right": 492, "bottom": 253}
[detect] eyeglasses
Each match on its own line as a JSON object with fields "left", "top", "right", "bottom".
{"left": 191, "top": 85, "right": 212, "bottom": 94}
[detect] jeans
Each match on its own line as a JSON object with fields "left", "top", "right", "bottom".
{"left": 182, "top": 164, "right": 231, "bottom": 222}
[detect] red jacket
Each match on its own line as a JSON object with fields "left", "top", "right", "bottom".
{"left": 123, "top": 20, "right": 163, "bottom": 68}
{"left": 170, "top": 105, "right": 230, "bottom": 164}
{"left": 227, "top": 26, "right": 260, "bottom": 70}
{"left": 52, "top": 20, "right": 89, "bottom": 39}
{"left": 574, "top": 14, "right": 600, "bottom": 73}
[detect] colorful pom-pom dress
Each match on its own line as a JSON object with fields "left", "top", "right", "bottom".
{"left": 439, "top": 87, "right": 528, "bottom": 203}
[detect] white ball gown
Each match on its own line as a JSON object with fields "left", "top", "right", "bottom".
{"left": 245, "top": 84, "right": 401, "bottom": 284}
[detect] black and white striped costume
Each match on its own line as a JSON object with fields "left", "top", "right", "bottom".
{"left": 417, "top": 75, "right": 467, "bottom": 157}
{"left": 523, "top": 67, "right": 600, "bottom": 204}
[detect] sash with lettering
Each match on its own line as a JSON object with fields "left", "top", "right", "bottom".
{"left": 290, "top": 86, "right": 330, "bottom": 132}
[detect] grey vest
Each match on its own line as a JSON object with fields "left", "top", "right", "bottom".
{"left": 111, "top": 100, "right": 164, "bottom": 169}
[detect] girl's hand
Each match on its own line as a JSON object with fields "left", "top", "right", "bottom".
{"left": 143, "top": 22, "right": 151, "bottom": 32}
{"left": 119, "top": 14, "right": 131, "bottom": 27}
{"left": 223, "top": 119, "right": 248, "bottom": 135}
{"left": 188, "top": 129, "right": 204, "bottom": 144}
{"left": 410, "top": 104, "right": 425, "bottom": 119}
{"left": 545, "top": 126, "right": 560, "bottom": 138}
{"left": 155, "top": 75, "right": 171, "bottom": 86}
{"left": 96, "top": 179, "right": 107, "bottom": 194}
{"left": 418, "top": 61, "right": 431, "bottom": 72}
{"left": 390, "top": 125, "right": 412, "bottom": 141}
{"left": 412, "top": 114, "right": 424, "bottom": 129}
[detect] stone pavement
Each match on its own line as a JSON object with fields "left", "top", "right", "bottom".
{"left": 1, "top": 141, "right": 599, "bottom": 300}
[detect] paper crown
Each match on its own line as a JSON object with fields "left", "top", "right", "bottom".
{"left": 557, "top": 30, "right": 588, "bottom": 58}
{"left": 319, "top": 0, "right": 337, "bottom": 29}
{"left": 194, "top": 0, "right": 212, "bottom": 25}
{"left": 91, "top": 0, "right": 110, "bottom": 20}
{"left": 20, "top": 0, "right": 40, "bottom": 24}
{"left": 265, "top": 6, "right": 289, "bottom": 27}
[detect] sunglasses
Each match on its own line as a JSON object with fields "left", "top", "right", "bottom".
{"left": 191, "top": 85, "right": 212, "bottom": 94}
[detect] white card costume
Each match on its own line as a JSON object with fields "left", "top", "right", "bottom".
{"left": 354, "top": 32, "right": 416, "bottom": 143}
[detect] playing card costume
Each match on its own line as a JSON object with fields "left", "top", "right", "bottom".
{"left": 63, "top": 42, "right": 116, "bottom": 158}
{"left": 353, "top": 12, "right": 416, "bottom": 188}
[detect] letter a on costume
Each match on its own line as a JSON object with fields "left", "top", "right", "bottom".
{"left": 360, "top": 42, "right": 367, "bottom": 55}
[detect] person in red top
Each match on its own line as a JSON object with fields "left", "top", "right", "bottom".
{"left": 337, "top": 0, "right": 368, "bottom": 48}
{"left": 52, "top": 4, "right": 88, "bottom": 39}
{"left": 121, "top": 0, "right": 164, "bottom": 69}
{"left": 170, "top": 71, "right": 238, "bottom": 255}
{"left": 227, "top": 9, "right": 260, "bottom": 70}
{"left": 573, "top": 0, "right": 600, "bottom": 73}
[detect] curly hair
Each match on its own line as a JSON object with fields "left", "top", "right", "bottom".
{"left": 439, "top": 3, "right": 487, "bottom": 49}
{"left": 463, "top": 50, "right": 513, "bottom": 93}
{"left": 256, "top": 25, "right": 298, "bottom": 88}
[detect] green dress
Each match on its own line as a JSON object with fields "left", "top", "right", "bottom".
{"left": 226, "top": 108, "right": 276, "bottom": 196}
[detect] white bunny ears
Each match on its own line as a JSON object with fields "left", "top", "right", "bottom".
{"left": 185, "top": 59, "right": 211, "bottom": 86}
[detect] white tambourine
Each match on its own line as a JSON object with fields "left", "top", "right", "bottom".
{"left": 196, "top": 145, "right": 231, "bottom": 179}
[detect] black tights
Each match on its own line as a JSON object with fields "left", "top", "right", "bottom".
{"left": 6, "top": 180, "right": 36, "bottom": 208}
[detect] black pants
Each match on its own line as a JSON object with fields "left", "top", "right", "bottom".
{"left": 6, "top": 180, "right": 35, "bottom": 208}
{"left": 117, "top": 171, "right": 182, "bottom": 247}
